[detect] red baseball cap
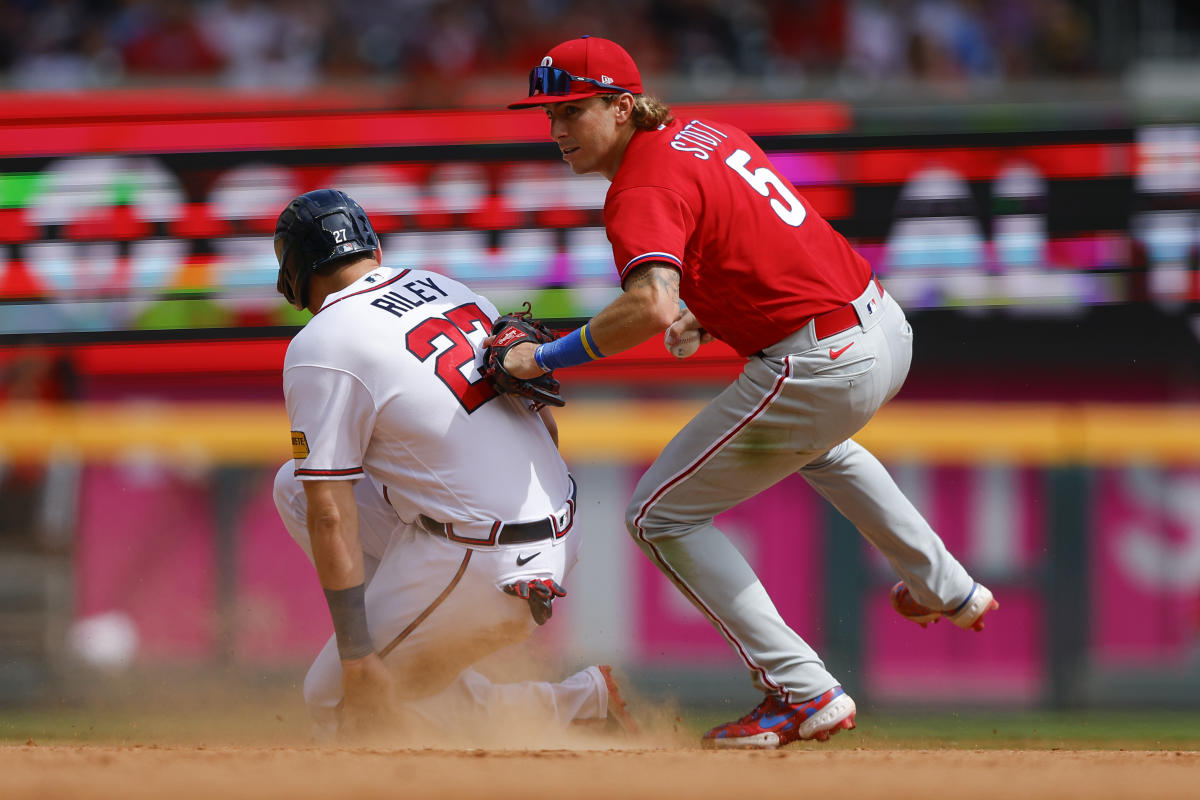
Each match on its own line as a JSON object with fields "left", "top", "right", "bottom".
{"left": 508, "top": 35, "right": 643, "bottom": 109}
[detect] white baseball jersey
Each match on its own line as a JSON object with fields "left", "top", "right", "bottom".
{"left": 283, "top": 265, "right": 570, "bottom": 528}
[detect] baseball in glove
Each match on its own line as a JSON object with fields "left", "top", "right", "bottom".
{"left": 481, "top": 304, "right": 565, "bottom": 408}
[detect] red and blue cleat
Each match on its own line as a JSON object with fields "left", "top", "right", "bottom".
{"left": 701, "top": 686, "right": 857, "bottom": 749}
{"left": 891, "top": 581, "right": 998, "bottom": 631}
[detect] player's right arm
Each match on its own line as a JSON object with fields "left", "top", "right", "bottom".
{"left": 284, "top": 349, "right": 393, "bottom": 733}
{"left": 588, "top": 261, "right": 682, "bottom": 351}
{"left": 498, "top": 261, "right": 681, "bottom": 379}
{"left": 303, "top": 478, "right": 396, "bottom": 732}
{"left": 305, "top": 478, "right": 364, "bottom": 590}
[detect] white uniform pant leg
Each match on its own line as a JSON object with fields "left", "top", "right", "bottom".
{"left": 276, "top": 462, "right": 594, "bottom": 734}
{"left": 402, "top": 665, "right": 607, "bottom": 738}
{"left": 291, "top": 516, "right": 581, "bottom": 733}
{"left": 800, "top": 440, "right": 975, "bottom": 608}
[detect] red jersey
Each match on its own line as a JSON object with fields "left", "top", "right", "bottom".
{"left": 605, "top": 117, "right": 872, "bottom": 356}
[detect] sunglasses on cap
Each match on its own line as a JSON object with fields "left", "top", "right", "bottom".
{"left": 527, "top": 65, "right": 635, "bottom": 99}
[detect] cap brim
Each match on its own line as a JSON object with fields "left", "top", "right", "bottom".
{"left": 507, "top": 89, "right": 617, "bottom": 109}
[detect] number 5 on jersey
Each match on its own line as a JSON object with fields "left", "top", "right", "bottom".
{"left": 725, "top": 148, "right": 807, "bottom": 228}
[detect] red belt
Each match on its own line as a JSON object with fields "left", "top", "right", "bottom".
{"left": 810, "top": 277, "right": 882, "bottom": 340}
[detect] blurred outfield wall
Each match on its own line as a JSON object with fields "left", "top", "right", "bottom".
{"left": 1, "top": 91, "right": 1199, "bottom": 710}
{"left": 2, "top": 399, "right": 1199, "bottom": 711}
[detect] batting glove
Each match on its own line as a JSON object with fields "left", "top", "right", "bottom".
{"left": 503, "top": 578, "right": 567, "bottom": 625}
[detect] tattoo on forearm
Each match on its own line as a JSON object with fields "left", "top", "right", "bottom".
{"left": 626, "top": 263, "right": 680, "bottom": 294}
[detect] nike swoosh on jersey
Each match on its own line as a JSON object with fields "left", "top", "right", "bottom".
{"left": 829, "top": 342, "right": 854, "bottom": 359}
{"left": 516, "top": 552, "right": 540, "bottom": 566}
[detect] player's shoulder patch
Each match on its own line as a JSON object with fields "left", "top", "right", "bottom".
{"left": 291, "top": 430, "right": 310, "bottom": 459}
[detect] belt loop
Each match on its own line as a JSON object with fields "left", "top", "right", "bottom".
{"left": 554, "top": 483, "right": 575, "bottom": 539}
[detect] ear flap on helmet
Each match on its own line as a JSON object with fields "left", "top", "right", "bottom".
{"left": 272, "top": 189, "right": 379, "bottom": 310}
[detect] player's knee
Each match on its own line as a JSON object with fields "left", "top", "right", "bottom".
{"left": 272, "top": 461, "right": 299, "bottom": 513}
{"left": 624, "top": 497, "right": 668, "bottom": 542}
{"left": 272, "top": 461, "right": 312, "bottom": 555}
{"left": 802, "top": 441, "right": 848, "bottom": 471}
{"left": 623, "top": 498, "right": 643, "bottom": 539}
{"left": 627, "top": 493, "right": 718, "bottom": 544}
{"left": 625, "top": 469, "right": 690, "bottom": 540}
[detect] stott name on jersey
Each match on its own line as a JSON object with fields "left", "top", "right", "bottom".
{"left": 669, "top": 120, "right": 729, "bottom": 161}
{"left": 369, "top": 275, "right": 449, "bottom": 318}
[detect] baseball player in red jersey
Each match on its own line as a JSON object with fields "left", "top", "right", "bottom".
{"left": 503, "top": 36, "right": 998, "bottom": 749}
{"left": 270, "top": 189, "right": 636, "bottom": 741}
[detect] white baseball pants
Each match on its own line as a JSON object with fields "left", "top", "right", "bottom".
{"left": 272, "top": 464, "right": 608, "bottom": 737}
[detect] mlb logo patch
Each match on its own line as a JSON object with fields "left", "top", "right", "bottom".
{"left": 865, "top": 298, "right": 877, "bottom": 317}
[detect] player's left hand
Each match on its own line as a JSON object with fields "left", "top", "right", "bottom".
{"left": 504, "top": 578, "right": 567, "bottom": 625}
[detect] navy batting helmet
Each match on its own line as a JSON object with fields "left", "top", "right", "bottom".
{"left": 274, "top": 189, "right": 380, "bottom": 309}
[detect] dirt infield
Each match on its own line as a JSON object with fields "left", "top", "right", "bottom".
{"left": 4, "top": 744, "right": 1198, "bottom": 799}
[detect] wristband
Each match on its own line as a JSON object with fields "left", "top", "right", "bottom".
{"left": 532, "top": 343, "right": 552, "bottom": 373}
{"left": 535, "top": 324, "right": 605, "bottom": 371}
{"left": 324, "top": 584, "right": 374, "bottom": 660}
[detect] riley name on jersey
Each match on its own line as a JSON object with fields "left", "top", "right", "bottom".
{"left": 369, "top": 275, "right": 450, "bottom": 319}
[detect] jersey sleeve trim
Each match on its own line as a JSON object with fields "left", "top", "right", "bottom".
{"left": 295, "top": 466, "right": 365, "bottom": 478}
{"left": 620, "top": 252, "right": 683, "bottom": 281}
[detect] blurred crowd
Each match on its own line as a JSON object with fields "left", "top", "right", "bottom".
{"left": 0, "top": 0, "right": 1116, "bottom": 98}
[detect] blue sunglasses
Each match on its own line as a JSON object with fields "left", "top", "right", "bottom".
{"left": 527, "top": 65, "right": 634, "bottom": 98}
